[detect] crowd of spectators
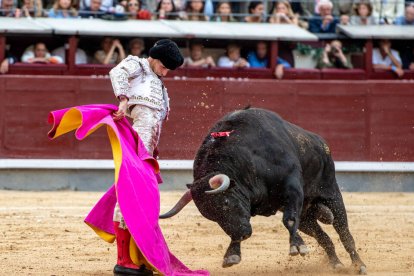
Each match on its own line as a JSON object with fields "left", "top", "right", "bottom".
{"left": 1, "top": 0, "right": 414, "bottom": 78}
{"left": 1, "top": 0, "right": 413, "bottom": 28}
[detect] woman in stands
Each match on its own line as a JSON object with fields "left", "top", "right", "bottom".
{"left": 48, "top": 0, "right": 77, "bottom": 18}
{"left": 268, "top": 1, "right": 298, "bottom": 25}
{"left": 182, "top": 0, "right": 207, "bottom": 21}
{"left": 210, "top": 1, "right": 237, "bottom": 22}
{"left": 154, "top": 0, "right": 180, "bottom": 19}
{"left": 350, "top": 1, "right": 376, "bottom": 25}
{"left": 126, "top": 0, "right": 151, "bottom": 19}
{"left": 20, "top": 0, "right": 44, "bottom": 17}
{"left": 243, "top": 1, "right": 265, "bottom": 23}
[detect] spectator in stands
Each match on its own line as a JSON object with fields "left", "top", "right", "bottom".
{"left": 183, "top": 41, "right": 216, "bottom": 67}
{"left": 372, "top": 39, "right": 404, "bottom": 77}
{"left": 301, "top": 0, "right": 338, "bottom": 18}
{"left": 243, "top": 1, "right": 265, "bottom": 23}
{"left": 125, "top": 0, "right": 151, "bottom": 19}
{"left": 218, "top": 43, "right": 250, "bottom": 68}
{"left": 269, "top": 1, "right": 299, "bottom": 25}
{"left": 349, "top": 1, "right": 376, "bottom": 25}
{"left": 0, "top": 49, "right": 17, "bottom": 74}
{"left": 394, "top": 4, "right": 414, "bottom": 25}
{"left": 155, "top": 0, "right": 180, "bottom": 19}
{"left": 94, "top": 37, "right": 126, "bottom": 64}
{"left": 80, "top": 0, "right": 113, "bottom": 13}
{"left": 317, "top": 40, "right": 352, "bottom": 69}
{"left": 48, "top": 0, "right": 77, "bottom": 18}
{"left": 20, "top": 0, "right": 44, "bottom": 17}
{"left": 182, "top": 0, "right": 207, "bottom": 21}
{"left": 79, "top": 0, "right": 105, "bottom": 18}
{"left": 128, "top": 38, "right": 146, "bottom": 57}
{"left": 21, "top": 42, "right": 63, "bottom": 64}
{"left": 247, "top": 41, "right": 291, "bottom": 79}
{"left": 371, "top": 0, "right": 404, "bottom": 24}
{"left": 308, "top": 0, "right": 339, "bottom": 33}
{"left": 51, "top": 46, "right": 88, "bottom": 64}
{"left": 0, "top": 0, "right": 21, "bottom": 17}
{"left": 210, "top": 1, "right": 236, "bottom": 22}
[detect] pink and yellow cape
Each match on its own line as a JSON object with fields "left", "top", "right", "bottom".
{"left": 48, "top": 104, "right": 209, "bottom": 276}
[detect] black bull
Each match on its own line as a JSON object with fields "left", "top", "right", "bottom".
{"left": 160, "top": 107, "right": 366, "bottom": 274}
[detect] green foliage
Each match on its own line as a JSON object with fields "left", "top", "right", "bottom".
{"left": 295, "top": 43, "right": 323, "bottom": 61}
{"left": 295, "top": 43, "right": 314, "bottom": 56}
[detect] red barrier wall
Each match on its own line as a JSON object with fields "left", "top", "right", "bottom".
{"left": 0, "top": 75, "right": 413, "bottom": 161}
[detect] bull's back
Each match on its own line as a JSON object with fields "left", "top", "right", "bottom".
{"left": 202, "top": 108, "right": 336, "bottom": 190}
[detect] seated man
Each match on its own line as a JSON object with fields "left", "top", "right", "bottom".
{"left": 0, "top": 0, "right": 20, "bottom": 17}
{"left": 372, "top": 39, "right": 404, "bottom": 78}
{"left": 21, "top": 42, "right": 63, "bottom": 64}
{"left": 317, "top": 40, "right": 352, "bottom": 69}
{"left": 308, "top": 0, "right": 339, "bottom": 33}
{"left": 217, "top": 44, "right": 250, "bottom": 68}
{"left": 247, "top": 41, "right": 291, "bottom": 79}
{"left": 183, "top": 41, "right": 216, "bottom": 68}
{"left": 79, "top": 0, "right": 106, "bottom": 18}
{"left": 394, "top": 4, "right": 414, "bottom": 25}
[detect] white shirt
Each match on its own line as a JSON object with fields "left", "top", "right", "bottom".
{"left": 217, "top": 56, "right": 250, "bottom": 68}
{"left": 372, "top": 48, "right": 402, "bottom": 66}
{"left": 21, "top": 45, "right": 63, "bottom": 64}
{"left": 109, "top": 55, "right": 169, "bottom": 115}
{"left": 52, "top": 46, "right": 88, "bottom": 64}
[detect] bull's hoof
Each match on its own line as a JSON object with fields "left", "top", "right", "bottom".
{"left": 289, "top": 245, "right": 299, "bottom": 256}
{"left": 222, "top": 255, "right": 241, "bottom": 268}
{"left": 298, "top": 244, "right": 309, "bottom": 256}
{"left": 289, "top": 245, "right": 309, "bottom": 256}
{"left": 359, "top": 265, "right": 367, "bottom": 275}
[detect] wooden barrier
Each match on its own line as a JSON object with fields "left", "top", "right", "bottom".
{"left": 0, "top": 75, "right": 413, "bottom": 161}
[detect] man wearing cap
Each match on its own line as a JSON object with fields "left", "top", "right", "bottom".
{"left": 109, "top": 39, "right": 183, "bottom": 275}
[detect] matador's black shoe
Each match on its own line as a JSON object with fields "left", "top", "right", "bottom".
{"left": 113, "top": 264, "right": 154, "bottom": 276}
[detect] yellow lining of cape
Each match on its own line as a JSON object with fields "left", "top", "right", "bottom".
{"left": 53, "top": 108, "right": 82, "bottom": 138}
{"left": 85, "top": 222, "right": 116, "bottom": 243}
{"left": 54, "top": 107, "right": 162, "bottom": 274}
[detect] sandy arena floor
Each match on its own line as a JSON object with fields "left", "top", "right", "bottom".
{"left": 0, "top": 191, "right": 413, "bottom": 276}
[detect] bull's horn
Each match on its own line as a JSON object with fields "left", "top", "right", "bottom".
{"left": 205, "top": 174, "right": 230, "bottom": 194}
{"left": 159, "top": 190, "right": 192, "bottom": 219}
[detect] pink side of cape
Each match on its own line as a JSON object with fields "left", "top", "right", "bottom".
{"left": 48, "top": 104, "right": 209, "bottom": 276}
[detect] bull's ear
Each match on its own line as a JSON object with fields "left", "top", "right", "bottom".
{"left": 186, "top": 183, "right": 193, "bottom": 189}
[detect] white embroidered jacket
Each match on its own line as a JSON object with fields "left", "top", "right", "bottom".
{"left": 109, "top": 55, "right": 169, "bottom": 116}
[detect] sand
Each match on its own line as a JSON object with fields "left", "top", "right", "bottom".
{"left": 0, "top": 191, "right": 413, "bottom": 276}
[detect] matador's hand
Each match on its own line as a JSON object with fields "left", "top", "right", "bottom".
{"left": 113, "top": 98, "right": 128, "bottom": 121}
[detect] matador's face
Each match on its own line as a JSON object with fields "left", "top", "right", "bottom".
{"left": 150, "top": 58, "right": 170, "bottom": 77}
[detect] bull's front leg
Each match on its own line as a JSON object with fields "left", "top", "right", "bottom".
{"left": 282, "top": 174, "right": 309, "bottom": 256}
{"left": 222, "top": 240, "right": 241, "bottom": 268}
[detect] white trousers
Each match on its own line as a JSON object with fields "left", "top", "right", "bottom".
{"left": 113, "top": 104, "right": 164, "bottom": 225}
